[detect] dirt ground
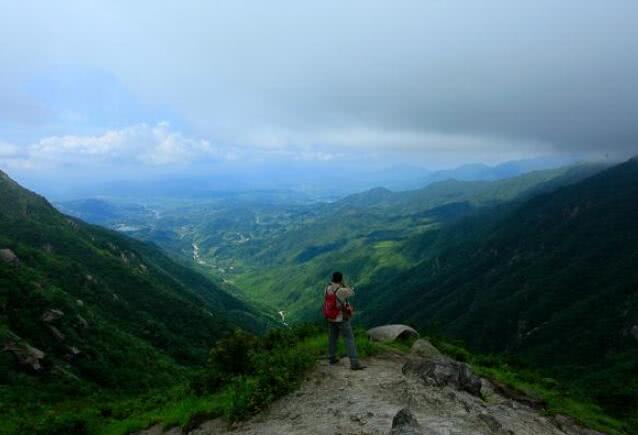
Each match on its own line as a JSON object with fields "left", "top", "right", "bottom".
{"left": 176, "top": 352, "right": 573, "bottom": 435}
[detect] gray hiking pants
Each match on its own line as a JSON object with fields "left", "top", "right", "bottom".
{"left": 328, "top": 320, "right": 358, "bottom": 366}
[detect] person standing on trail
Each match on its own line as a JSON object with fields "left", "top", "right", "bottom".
{"left": 323, "top": 271, "right": 366, "bottom": 370}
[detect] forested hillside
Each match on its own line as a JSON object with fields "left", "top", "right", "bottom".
{"left": 0, "top": 169, "right": 267, "bottom": 417}
{"left": 361, "top": 158, "right": 638, "bottom": 422}
{"left": 231, "top": 164, "right": 605, "bottom": 318}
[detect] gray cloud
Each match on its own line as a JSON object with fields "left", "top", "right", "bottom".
{"left": 1, "top": 0, "right": 637, "bottom": 167}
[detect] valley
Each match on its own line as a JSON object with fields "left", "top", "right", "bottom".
{"left": 58, "top": 163, "right": 606, "bottom": 322}
{"left": 5, "top": 3, "right": 637, "bottom": 433}
{"left": 3, "top": 159, "right": 637, "bottom": 434}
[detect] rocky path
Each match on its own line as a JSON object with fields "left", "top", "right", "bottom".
{"left": 178, "top": 342, "right": 597, "bottom": 435}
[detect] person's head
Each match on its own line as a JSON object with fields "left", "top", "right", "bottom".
{"left": 331, "top": 271, "right": 343, "bottom": 283}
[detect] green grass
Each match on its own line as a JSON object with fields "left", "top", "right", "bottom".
{"left": 3, "top": 324, "right": 631, "bottom": 435}
{"left": 1, "top": 324, "right": 380, "bottom": 435}
{"left": 100, "top": 326, "right": 379, "bottom": 434}
{"left": 99, "top": 391, "right": 226, "bottom": 435}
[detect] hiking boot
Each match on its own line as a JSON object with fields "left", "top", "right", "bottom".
{"left": 350, "top": 362, "right": 366, "bottom": 370}
{"left": 328, "top": 358, "right": 338, "bottom": 365}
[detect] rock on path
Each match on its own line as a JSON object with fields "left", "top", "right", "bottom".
{"left": 183, "top": 350, "right": 573, "bottom": 435}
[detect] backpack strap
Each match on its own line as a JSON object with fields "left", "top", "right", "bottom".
{"left": 327, "top": 283, "right": 350, "bottom": 314}
{"left": 333, "top": 285, "right": 348, "bottom": 311}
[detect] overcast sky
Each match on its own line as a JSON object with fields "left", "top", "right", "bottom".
{"left": 1, "top": 1, "right": 637, "bottom": 186}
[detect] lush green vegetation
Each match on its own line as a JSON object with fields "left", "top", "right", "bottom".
{"left": 0, "top": 324, "right": 377, "bottom": 435}
{"left": 0, "top": 170, "right": 272, "bottom": 434}
{"left": 16, "top": 160, "right": 638, "bottom": 433}
{"left": 6, "top": 314, "right": 627, "bottom": 434}
{"left": 358, "top": 159, "right": 638, "bottom": 428}
{"left": 57, "top": 164, "right": 604, "bottom": 322}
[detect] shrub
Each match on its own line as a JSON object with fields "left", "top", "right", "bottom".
{"left": 208, "top": 329, "right": 258, "bottom": 376}
{"left": 224, "top": 377, "right": 257, "bottom": 421}
{"left": 189, "top": 368, "right": 225, "bottom": 396}
{"left": 29, "top": 412, "right": 92, "bottom": 435}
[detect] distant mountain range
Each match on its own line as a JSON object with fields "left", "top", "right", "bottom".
{"left": 22, "top": 156, "right": 586, "bottom": 202}
{"left": 419, "top": 155, "right": 580, "bottom": 185}
{"left": 337, "top": 163, "right": 604, "bottom": 211}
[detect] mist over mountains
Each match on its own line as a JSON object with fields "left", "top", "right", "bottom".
{"left": 16, "top": 155, "right": 581, "bottom": 202}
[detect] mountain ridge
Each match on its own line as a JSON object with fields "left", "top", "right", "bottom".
{"left": 0, "top": 169, "right": 267, "bottom": 395}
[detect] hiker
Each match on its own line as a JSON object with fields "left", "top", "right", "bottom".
{"left": 323, "top": 271, "right": 366, "bottom": 370}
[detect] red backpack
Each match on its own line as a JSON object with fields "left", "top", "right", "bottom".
{"left": 322, "top": 285, "right": 353, "bottom": 320}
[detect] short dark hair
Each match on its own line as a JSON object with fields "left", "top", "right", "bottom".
{"left": 332, "top": 271, "right": 343, "bottom": 283}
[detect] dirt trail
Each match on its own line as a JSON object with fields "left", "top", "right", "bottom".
{"left": 182, "top": 352, "right": 577, "bottom": 435}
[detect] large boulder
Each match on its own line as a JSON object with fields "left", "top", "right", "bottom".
{"left": 389, "top": 408, "right": 424, "bottom": 435}
{"left": 367, "top": 324, "right": 419, "bottom": 342}
{"left": 403, "top": 356, "right": 482, "bottom": 396}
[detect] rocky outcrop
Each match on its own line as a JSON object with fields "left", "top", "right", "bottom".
{"left": 553, "top": 414, "right": 605, "bottom": 435}
{"left": 478, "top": 412, "right": 501, "bottom": 432}
{"left": 403, "top": 339, "right": 482, "bottom": 396}
{"left": 76, "top": 314, "right": 89, "bottom": 329}
{"left": 48, "top": 325, "right": 66, "bottom": 342}
{"left": 0, "top": 248, "right": 18, "bottom": 264}
{"left": 403, "top": 356, "right": 482, "bottom": 396}
{"left": 41, "top": 308, "right": 64, "bottom": 323}
{"left": 3, "top": 333, "right": 46, "bottom": 371}
{"left": 368, "top": 325, "right": 419, "bottom": 342}
{"left": 173, "top": 351, "right": 602, "bottom": 435}
{"left": 389, "top": 408, "right": 424, "bottom": 435}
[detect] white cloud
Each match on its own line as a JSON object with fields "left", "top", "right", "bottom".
{"left": 24, "top": 122, "right": 236, "bottom": 167}
{"left": 1, "top": 121, "right": 556, "bottom": 175}
{"left": 3, "top": 1, "right": 636, "bottom": 169}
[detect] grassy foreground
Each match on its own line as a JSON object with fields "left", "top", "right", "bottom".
{"left": 0, "top": 324, "right": 378, "bottom": 435}
{"left": 2, "top": 324, "right": 633, "bottom": 435}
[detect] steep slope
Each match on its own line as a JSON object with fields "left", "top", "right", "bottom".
{"left": 362, "top": 158, "right": 638, "bottom": 419}
{"left": 0, "top": 170, "right": 266, "bottom": 395}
